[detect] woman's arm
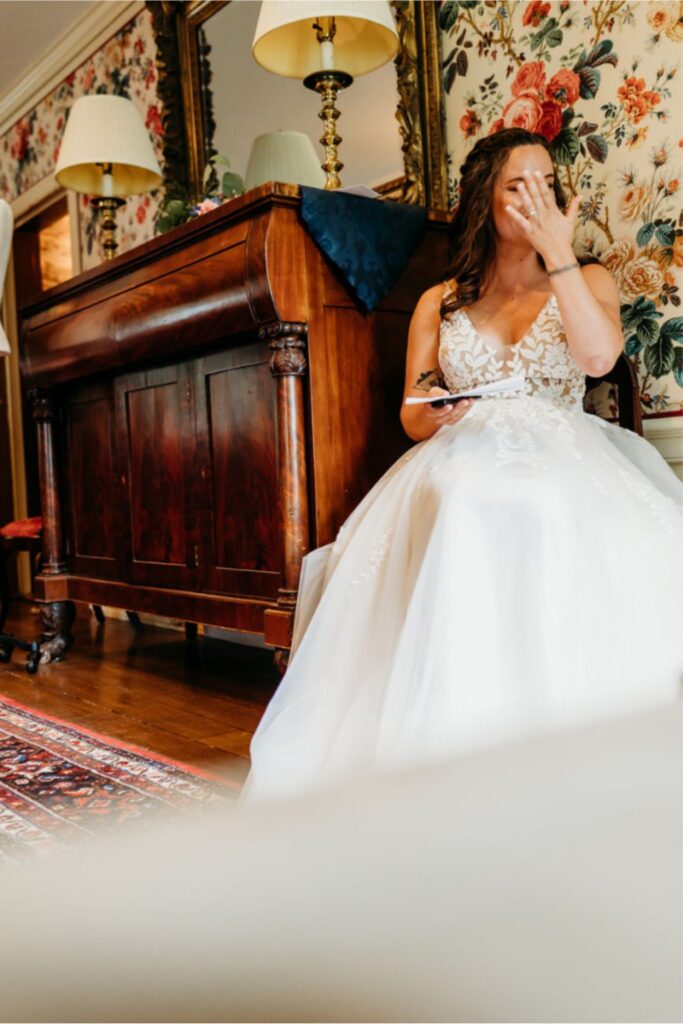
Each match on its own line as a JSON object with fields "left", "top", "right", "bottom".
{"left": 400, "top": 284, "right": 475, "bottom": 442}
{"left": 509, "top": 170, "right": 624, "bottom": 377}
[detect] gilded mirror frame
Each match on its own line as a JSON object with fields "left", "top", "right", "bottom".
{"left": 147, "top": 0, "right": 449, "bottom": 210}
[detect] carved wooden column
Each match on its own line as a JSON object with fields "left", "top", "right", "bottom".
{"left": 30, "top": 389, "right": 75, "bottom": 662}
{"left": 262, "top": 322, "right": 310, "bottom": 674}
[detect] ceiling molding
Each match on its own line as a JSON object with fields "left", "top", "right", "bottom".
{"left": 0, "top": 1, "right": 145, "bottom": 138}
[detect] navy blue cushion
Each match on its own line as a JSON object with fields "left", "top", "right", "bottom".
{"left": 300, "top": 187, "right": 428, "bottom": 312}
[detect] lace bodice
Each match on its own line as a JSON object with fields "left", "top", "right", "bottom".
{"left": 439, "top": 293, "right": 585, "bottom": 409}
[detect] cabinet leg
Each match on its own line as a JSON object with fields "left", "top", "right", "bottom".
{"left": 273, "top": 647, "right": 290, "bottom": 677}
{"left": 39, "top": 601, "right": 76, "bottom": 663}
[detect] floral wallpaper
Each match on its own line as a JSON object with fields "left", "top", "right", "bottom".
{"left": 0, "top": 7, "right": 163, "bottom": 271}
{"left": 440, "top": 0, "right": 683, "bottom": 418}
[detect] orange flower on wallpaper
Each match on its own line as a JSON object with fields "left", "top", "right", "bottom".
{"left": 617, "top": 77, "right": 662, "bottom": 123}
{"left": 459, "top": 109, "right": 481, "bottom": 138}
{"left": 545, "top": 69, "right": 580, "bottom": 108}
{"left": 522, "top": 1, "right": 551, "bottom": 27}
{"left": 511, "top": 61, "right": 546, "bottom": 97}
{"left": 646, "top": 1, "right": 683, "bottom": 41}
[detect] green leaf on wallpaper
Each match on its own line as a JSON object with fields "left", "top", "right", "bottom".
{"left": 456, "top": 49, "right": 469, "bottom": 76}
{"left": 625, "top": 335, "right": 642, "bottom": 358}
{"left": 621, "top": 297, "right": 661, "bottom": 326}
{"left": 655, "top": 220, "right": 676, "bottom": 246}
{"left": 530, "top": 18, "right": 562, "bottom": 51}
{"left": 585, "top": 135, "right": 608, "bottom": 163}
{"left": 444, "top": 62, "right": 457, "bottom": 93}
{"left": 577, "top": 121, "right": 599, "bottom": 137}
{"left": 636, "top": 316, "right": 663, "bottom": 346}
{"left": 561, "top": 108, "right": 575, "bottom": 127}
{"left": 578, "top": 67, "right": 601, "bottom": 99}
{"left": 439, "top": 1, "right": 460, "bottom": 32}
{"left": 549, "top": 128, "right": 580, "bottom": 165}
{"left": 636, "top": 223, "right": 656, "bottom": 247}
{"left": 660, "top": 318, "right": 683, "bottom": 344}
{"left": 584, "top": 40, "right": 618, "bottom": 68}
{"left": 673, "top": 346, "right": 683, "bottom": 387}
{"left": 644, "top": 335, "right": 675, "bottom": 377}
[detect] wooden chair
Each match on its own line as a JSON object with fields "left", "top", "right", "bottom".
{"left": 585, "top": 352, "right": 643, "bottom": 434}
{"left": 0, "top": 518, "right": 43, "bottom": 673}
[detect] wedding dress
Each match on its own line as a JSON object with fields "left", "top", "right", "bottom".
{"left": 246, "top": 293, "right": 683, "bottom": 802}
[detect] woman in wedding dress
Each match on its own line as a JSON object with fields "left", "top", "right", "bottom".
{"left": 245, "top": 128, "right": 683, "bottom": 803}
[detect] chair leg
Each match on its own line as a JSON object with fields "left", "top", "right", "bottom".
{"left": 126, "top": 611, "right": 144, "bottom": 631}
{"left": 184, "top": 622, "right": 198, "bottom": 642}
{"left": 91, "top": 604, "right": 106, "bottom": 625}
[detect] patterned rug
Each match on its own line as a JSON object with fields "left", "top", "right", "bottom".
{"left": 0, "top": 695, "right": 238, "bottom": 860}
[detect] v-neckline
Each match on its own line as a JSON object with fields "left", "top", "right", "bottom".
{"left": 460, "top": 294, "right": 555, "bottom": 352}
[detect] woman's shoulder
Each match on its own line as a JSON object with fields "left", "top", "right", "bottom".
{"left": 415, "top": 279, "right": 457, "bottom": 315}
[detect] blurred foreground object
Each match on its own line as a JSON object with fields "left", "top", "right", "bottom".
{"left": 0, "top": 701, "right": 680, "bottom": 1023}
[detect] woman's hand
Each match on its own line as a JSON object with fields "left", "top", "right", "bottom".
{"left": 422, "top": 387, "right": 475, "bottom": 429}
{"left": 505, "top": 169, "right": 581, "bottom": 266}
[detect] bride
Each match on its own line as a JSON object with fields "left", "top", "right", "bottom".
{"left": 245, "top": 128, "right": 683, "bottom": 803}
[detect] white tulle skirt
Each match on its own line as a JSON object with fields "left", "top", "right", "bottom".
{"left": 246, "top": 397, "right": 683, "bottom": 802}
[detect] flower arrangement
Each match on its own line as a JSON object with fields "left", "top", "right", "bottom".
{"left": 440, "top": 0, "right": 683, "bottom": 414}
{"left": 156, "top": 155, "right": 245, "bottom": 234}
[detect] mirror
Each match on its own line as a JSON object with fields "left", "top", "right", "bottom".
{"left": 149, "top": 0, "right": 449, "bottom": 209}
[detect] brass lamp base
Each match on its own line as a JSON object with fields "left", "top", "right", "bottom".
{"left": 303, "top": 70, "right": 353, "bottom": 190}
{"left": 91, "top": 196, "right": 126, "bottom": 261}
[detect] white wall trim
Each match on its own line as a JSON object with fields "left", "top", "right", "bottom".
{"left": 644, "top": 417, "right": 683, "bottom": 481}
{"left": 0, "top": 1, "right": 144, "bottom": 138}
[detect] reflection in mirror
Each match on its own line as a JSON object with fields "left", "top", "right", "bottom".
{"left": 200, "top": 1, "right": 404, "bottom": 191}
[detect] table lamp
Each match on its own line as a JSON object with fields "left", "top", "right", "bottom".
{"left": 252, "top": 1, "right": 399, "bottom": 190}
{"left": 55, "top": 94, "right": 162, "bottom": 261}
{"left": 245, "top": 130, "right": 325, "bottom": 190}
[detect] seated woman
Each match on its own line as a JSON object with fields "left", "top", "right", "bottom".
{"left": 244, "top": 128, "right": 683, "bottom": 803}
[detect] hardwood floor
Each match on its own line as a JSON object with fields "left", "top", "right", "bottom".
{"left": 0, "top": 601, "right": 278, "bottom": 786}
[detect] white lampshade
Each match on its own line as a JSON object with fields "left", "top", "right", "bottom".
{"left": 0, "top": 199, "right": 13, "bottom": 356}
{"left": 245, "top": 131, "right": 325, "bottom": 189}
{"left": 55, "top": 94, "right": 162, "bottom": 197}
{"left": 252, "top": 1, "right": 399, "bottom": 78}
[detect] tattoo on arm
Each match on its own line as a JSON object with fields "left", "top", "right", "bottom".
{"left": 414, "top": 368, "right": 445, "bottom": 391}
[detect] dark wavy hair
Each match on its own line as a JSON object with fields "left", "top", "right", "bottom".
{"left": 440, "top": 128, "right": 566, "bottom": 319}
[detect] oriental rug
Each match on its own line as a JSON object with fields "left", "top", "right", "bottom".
{"left": 0, "top": 695, "right": 237, "bottom": 860}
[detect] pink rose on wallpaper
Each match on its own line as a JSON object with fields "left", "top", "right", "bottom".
{"left": 136, "top": 204, "right": 147, "bottom": 224}
{"left": 545, "top": 69, "right": 580, "bottom": 108}
{"left": 145, "top": 66, "right": 157, "bottom": 89}
{"left": 10, "top": 120, "right": 30, "bottom": 162}
{"left": 488, "top": 118, "right": 504, "bottom": 135}
{"left": 536, "top": 101, "right": 563, "bottom": 141}
{"left": 81, "top": 66, "right": 96, "bottom": 92}
{"left": 145, "top": 105, "right": 163, "bottom": 136}
{"left": 501, "top": 93, "right": 543, "bottom": 133}
{"left": 135, "top": 38, "right": 146, "bottom": 55}
{"left": 511, "top": 61, "right": 546, "bottom": 97}
{"left": 522, "top": 1, "right": 551, "bottom": 27}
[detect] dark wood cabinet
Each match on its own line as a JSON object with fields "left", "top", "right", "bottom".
{"left": 19, "top": 184, "right": 448, "bottom": 663}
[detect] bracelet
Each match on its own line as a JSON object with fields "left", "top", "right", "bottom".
{"left": 548, "top": 261, "right": 580, "bottom": 277}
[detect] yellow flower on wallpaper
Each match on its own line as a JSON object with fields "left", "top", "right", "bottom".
{"left": 646, "top": 1, "right": 683, "bottom": 42}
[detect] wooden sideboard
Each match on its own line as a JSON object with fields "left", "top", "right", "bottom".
{"left": 20, "top": 183, "right": 449, "bottom": 665}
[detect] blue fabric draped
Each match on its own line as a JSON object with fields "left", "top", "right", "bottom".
{"left": 300, "top": 187, "right": 428, "bottom": 312}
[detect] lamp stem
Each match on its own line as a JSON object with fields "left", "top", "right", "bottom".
{"left": 91, "top": 196, "right": 126, "bottom": 261}
{"left": 304, "top": 70, "right": 352, "bottom": 190}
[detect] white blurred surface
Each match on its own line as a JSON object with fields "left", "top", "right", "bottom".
{"left": 0, "top": 701, "right": 681, "bottom": 1023}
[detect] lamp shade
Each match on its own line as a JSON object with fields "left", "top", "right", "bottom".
{"left": 55, "top": 95, "right": 162, "bottom": 197}
{"left": 245, "top": 131, "right": 325, "bottom": 189}
{"left": 252, "top": 1, "right": 399, "bottom": 78}
{"left": 0, "top": 199, "right": 13, "bottom": 355}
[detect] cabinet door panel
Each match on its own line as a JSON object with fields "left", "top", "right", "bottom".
{"left": 63, "top": 385, "right": 123, "bottom": 580}
{"left": 116, "top": 364, "right": 199, "bottom": 589}
{"left": 196, "top": 345, "right": 280, "bottom": 599}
